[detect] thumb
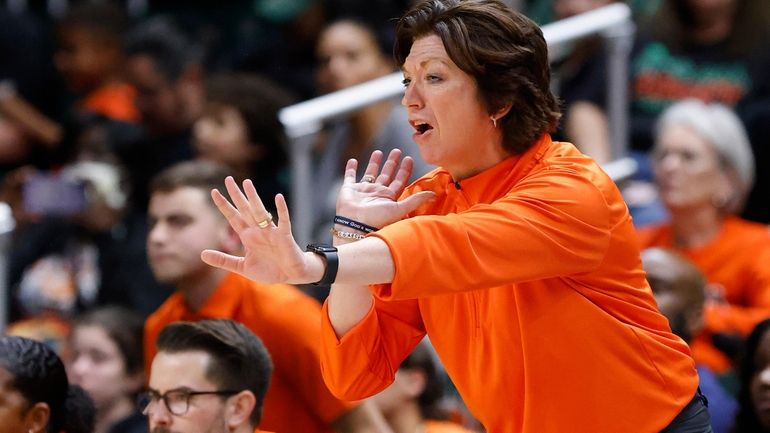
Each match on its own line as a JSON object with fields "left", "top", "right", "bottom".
{"left": 397, "top": 191, "right": 436, "bottom": 215}
{"left": 201, "top": 250, "right": 244, "bottom": 274}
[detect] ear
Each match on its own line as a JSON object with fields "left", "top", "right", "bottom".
{"left": 492, "top": 102, "right": 513, "bottom": 122}
{"left": 225, "top": 390, "right": 257, "bottom": 430}
{"left": 24, "top": 402, "right": 51, "bottom": 433}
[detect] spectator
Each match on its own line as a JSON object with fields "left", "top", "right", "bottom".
{"left": 5, "top": 159, "right": 168, "bottom": 327}
{"left": 637, "top": 99, "right": 770, "bottom": 375}
{"left": 312, "top": 18, "right": 432, "bottom": 241}
{"left": 68, "top": 306, "right": 147, "bottom": 433}
{"left": 140, "top": 319, "right": 272, "bottom": 433}
{"left": 143, "top": 160, "right": 390, "bottom": 433}
{"left": 371, "top": 341, "right": 474, "bottom": 433}
{"left": 549, "top": 0, "right": 617, "bottom": 164}
{"left": 121, "top": 19, "right": 201, "bottom": 211}
{"left": 0, "top": 335, "right": 95, "bottom": 433}
{"left": 193, "top": 73, "right": 293, "bottom": 212}
{"left": 54, "top": 3, "right": 138, "bottom": 123}
{"left": 732, "top": 319, "right": 770, "bottom": 432}
{"left": 642, "top": 247, "right": 738, "bottom": 433}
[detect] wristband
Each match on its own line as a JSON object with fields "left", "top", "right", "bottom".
{"left": 331, "top": 227, "right": 366, "bottom": 240}
{"left": 334, "top": 215, "right": 379, "bottom": 233}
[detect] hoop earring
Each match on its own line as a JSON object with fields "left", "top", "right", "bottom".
{"left": 491, "top": 116, "right": 497, "bottom": 128}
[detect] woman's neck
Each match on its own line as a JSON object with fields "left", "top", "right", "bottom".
{"left": 94, "top": 396, "right": 135, "bottom": 433}
{"left": 669, "top": 206, "right": 724, "bottom": 249}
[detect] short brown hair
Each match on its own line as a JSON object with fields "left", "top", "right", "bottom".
{"left": 395, "top": 0, "right": 561, "bottom": 154}
{"left": 157, "top": 320, "right": 273, "bottom": 426}
{"left": 149, "top": 160, "right": 234, "bottom": 201}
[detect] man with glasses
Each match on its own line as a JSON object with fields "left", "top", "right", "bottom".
{"left": 140, "top": 319, "right": 273, "bottom": 433}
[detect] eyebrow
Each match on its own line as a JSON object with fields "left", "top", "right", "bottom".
{"left": 401, "top": 57, "right": 451, "bottom": 73}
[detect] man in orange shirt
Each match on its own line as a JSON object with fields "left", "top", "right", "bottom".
{"left": 141, "top": 319, "right": 273, "bottom": 433}
{"left": 143, "top": 160, "right": 390, "bottom": 433}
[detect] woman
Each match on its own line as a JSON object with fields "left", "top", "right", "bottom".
{"left": 371, "top": 342, "right": 475, "bottom": 433}
{"left": 731, "top": 319, "right": 770, "bottom": 432}
{"left": 193, "top": 73, "right": 294, "bottom": 214}
{"left": 312, "top": 18, "right": 432, "bottom": 241}
{"left": 202, "top": 1, "right": 709, "bottom": 431}
{"left": 637, "top": 99, "right": 770, "bottom": 375}
{"left": 68, "top": 306, "right": 146, "bottom": 433}
{"left": 0, "top": 335, "right": 94, "bottom": 433}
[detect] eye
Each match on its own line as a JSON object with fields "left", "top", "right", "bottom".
{"left": 425, "top": 74, "right": 442, "bottom": 83}
{"left": 166, "top": 390, "right": 189, "bottom": 404}
{"left": 401, "top": 77, "right": 411, "bottom": 88}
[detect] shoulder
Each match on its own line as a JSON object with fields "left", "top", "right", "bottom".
{"left": 237, "top": 278, "right": 322, "bottom": 320}
{"left": 145, "top": 292, "right": 185, "bottom": 329}
{"left": 635, "top": 223, "right": 672, "bottom": 248}
{"left": 721, "top": 216, "right": 770, "bottom": 248}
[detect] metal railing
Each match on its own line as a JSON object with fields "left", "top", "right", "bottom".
{"left": 280, "top": 3, "right": 636, "bottom": 245}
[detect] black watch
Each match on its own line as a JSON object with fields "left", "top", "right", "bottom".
{"left": 306, "top": 244, "right": 339, "bottom": 285}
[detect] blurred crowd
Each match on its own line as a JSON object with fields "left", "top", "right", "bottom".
{"left": 1, "top": 0, "right": 770, "bottom": 432}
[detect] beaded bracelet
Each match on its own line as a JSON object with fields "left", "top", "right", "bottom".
{"left": 334, "top": 215, "right": 379, "bottom": 233}
{"left": 331, "top": 227, "right": 366, "bottom": 240}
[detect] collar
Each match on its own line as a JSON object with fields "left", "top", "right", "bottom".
{"left": 424, "top": 134, "right": 553, "bottom": 204}
{"left": 174, "top": 273, "right": 248, "bottom": 320}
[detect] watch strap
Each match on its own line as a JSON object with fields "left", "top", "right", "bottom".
{"left": 306, "top": 244, "right": 338, "bottom": 285}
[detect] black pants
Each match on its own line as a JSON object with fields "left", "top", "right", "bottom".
{"left": 659, "top": 390, "right": 713, "bottom": 433}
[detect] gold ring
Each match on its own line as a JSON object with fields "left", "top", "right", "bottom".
{"left": 361, "top": 175, "right": 375, "bottom": 183}
{"left": 256, "top": 212, "right": 272, "bottom": 229}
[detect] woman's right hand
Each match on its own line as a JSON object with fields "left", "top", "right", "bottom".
{"left": 201, "top": 177, "right": 322, "bottom": 285}
{"left": 336, "top": 149, "right": 435, "bottom": 229}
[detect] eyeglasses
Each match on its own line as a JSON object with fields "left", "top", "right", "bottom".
{"left": 138, "top": 388, "right": 241, "bottom": 416}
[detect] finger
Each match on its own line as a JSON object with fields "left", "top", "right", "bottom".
{"left": 397, "top": 190, "right": 436, "bottom": 215}
{"left": 376, "top": 149, "right": 402, "bottom": 186}
{"left": 274, "top": 193, "right": 292, "bottom": 235}
{"left": 343, "top": 158, "right": 359, "bottom": 184}
{"left": 211, "top": 189, "right": 250, "bottom": 233}
{"left": 388, "top": 156, "right": 415, "bottom": 194}
{"left": 243, "top": 179, "right": 273, "bottom": 227}
{"left": 201, "top": 249, "right": 244, "bottom": 274}
{"left": 224, "top": 176, "right": 256, "bottom": 225}
{"left": 362, "top": 150, "right": 384, "bottom": 182}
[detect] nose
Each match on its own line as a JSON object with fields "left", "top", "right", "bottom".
{"left": 653, "top": 150, "right": 682, "bottom": 175}
{"left": 147, "top": 399, "right": 173, "bottom": 428}
{"left": 148, "top": 221, "right": 167, "bottom": 246}
{"left": 70, "top": 355, "right": 90, "bottom": 381}
{"left": 401, "top": 80, "right": 423, "bottom": 110}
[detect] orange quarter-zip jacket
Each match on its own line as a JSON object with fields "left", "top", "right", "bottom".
{"left": 320, "top": 135, "right": 699, "bottom": 433}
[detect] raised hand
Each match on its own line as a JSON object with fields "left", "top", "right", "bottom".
{"left": 201, "top": 177, "right": 315, "bottom": 284}
{"left": 337, "top": 149, "right": 435, "bottom": 229}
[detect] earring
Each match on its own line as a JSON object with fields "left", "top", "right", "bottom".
{"left": 491, "top": 116, "right": 497, "bottom": 128}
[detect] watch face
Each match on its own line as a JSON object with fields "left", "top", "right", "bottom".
{"left": 307, "top": 244, "right": 338, "bottom": 253}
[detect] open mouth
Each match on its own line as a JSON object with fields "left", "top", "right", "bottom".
{"left": 411, "top": 120, "right": 434, "bottom": 135}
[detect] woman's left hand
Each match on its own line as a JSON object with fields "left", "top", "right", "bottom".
{"left": 336, "top": 149, "right": 436, "bottom": 229}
